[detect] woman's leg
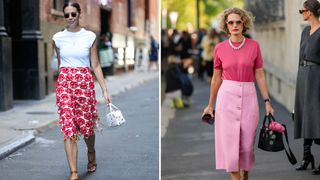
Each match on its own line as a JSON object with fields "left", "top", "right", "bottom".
{"left": 230, "top": 171, "right": 240, "bottom": 180}
{"left": 84, "top": 134, "right": 95, "bottom": 152}
{"left": 240, "top": 170, "right": 248, "bottom": 180}
{"left": 84, "top": 134, "right": 97, "bottom": 172}
{"left": 64, "top": 138, "right": 78, "bottom": 179}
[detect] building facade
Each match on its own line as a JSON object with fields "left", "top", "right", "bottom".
{"left": 245, "top": 0, "right": 305, "bottom": 111}
{"left": 0, "top": 0, "right": 158, "bottom": 111}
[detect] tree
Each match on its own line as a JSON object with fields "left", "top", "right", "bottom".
{"left": 162, "top": 0, "right": 244, "bottom": 30}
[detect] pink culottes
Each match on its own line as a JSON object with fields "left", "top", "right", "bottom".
{"left": 215, "top": 80, "right": 259, "bottom": 172}
{"left": 56, "top": 67, "right": 99, "bottom": 140}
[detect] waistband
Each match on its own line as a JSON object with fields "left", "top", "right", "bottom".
{"left": 59, "top": 67, "right": 91, "bottom": 73}
{"left": 222, "top": 80, "right": 255, "bottom": 87}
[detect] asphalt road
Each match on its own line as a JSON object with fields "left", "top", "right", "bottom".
{"left": 0, "top": 79, "right": 159, "bottom": 180}
{"left": 161, "top": 77, "right": 320, "bottom": 180}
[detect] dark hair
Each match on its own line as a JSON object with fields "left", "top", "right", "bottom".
{"left": 63, "top": 2, "right": 81, "bottom": 14}
{"left": 304, "top": 0, "right": 320, "bottom": 17}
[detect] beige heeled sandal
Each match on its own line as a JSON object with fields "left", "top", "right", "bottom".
{"left": 240, "top": 170, "right": 248, "bottom": 180}
{"left": 69, "top": 171, "right": 78, "bottom": 180}
{"left": 87, "top": 150, "right": 97, "bottom": 173}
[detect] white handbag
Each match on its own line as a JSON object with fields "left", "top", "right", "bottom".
{"left": 106, "top": 103, "right": 126, "bottom": 128}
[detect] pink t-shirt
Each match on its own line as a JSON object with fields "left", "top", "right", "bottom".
{"left": 213, "top": 38, "right": 263, "bottom": 82}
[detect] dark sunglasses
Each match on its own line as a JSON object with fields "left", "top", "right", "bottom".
{"left": 299, "top": 9, "right": 308, "bottom": 14}
{"left": 226, "top": 20, "right": 243, "bottom": 25}
{"left": 64, "top": 12, "right": 77, "bottom": 18}
{"left": 201, "top": 110, "right": 215, "bottom": 125}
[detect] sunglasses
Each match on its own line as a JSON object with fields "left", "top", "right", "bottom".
{"left": 64, "top": 12, "right": 77, "bottom": 18}
{"left": 299, "top": 9, "right": 308, "bottom": 14}
{"left": 226, "top": 20, "right": 243, "bottom": 26}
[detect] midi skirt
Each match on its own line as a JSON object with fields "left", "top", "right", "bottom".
{"left": 56, "top": 67, "right": 99, "bottom": 140}
{"left": 294, "top": 65, "right": 320, "bottom": 139}
{"left": 215, "top": 80, "right": 259, "bottom": 172}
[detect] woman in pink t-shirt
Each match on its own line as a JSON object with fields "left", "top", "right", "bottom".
{"left": 202, "top": 8, "right": 274, "bottom": 180}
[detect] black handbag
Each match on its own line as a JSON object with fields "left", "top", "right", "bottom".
{"left": 258, "top": 114, "right": 297, "bottom": 165}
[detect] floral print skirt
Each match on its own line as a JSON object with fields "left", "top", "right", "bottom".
{"left": 56, "top": 67, "right": 99, "bottom": 140}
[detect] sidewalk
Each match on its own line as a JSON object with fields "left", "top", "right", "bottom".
{"left": 0, "top": 70, "right": 158, "bottom": 160}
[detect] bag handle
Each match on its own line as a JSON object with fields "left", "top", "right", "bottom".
{"left": 262, "top": 114, "right": 274, "bottom": 127}
{"left": 282, "top": 124, "right": 297, "bottom": 165}
{"left": 107, "top": 103, "right": 119, "bottom": 112}
{"left": 268, "top": 114, "right": 276, "bottom": 121}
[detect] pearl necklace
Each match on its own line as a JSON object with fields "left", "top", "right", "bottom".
{"left": 228, "top": 36, "right": 246, "bottom": 50}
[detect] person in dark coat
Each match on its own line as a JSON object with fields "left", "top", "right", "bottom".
{"left": 164, "top": 61, "right": 184, "bottom": 109}
{"left": 180, "top": 31, "right": 192, "bottom": 60}
{"left": 294, "top": 0, "right": 320, "bottom": 175}
{"left": 168, "top": 29, "right": 183, "bottom": 58}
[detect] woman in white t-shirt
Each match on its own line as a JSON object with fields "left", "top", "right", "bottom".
{"left": 52, "top": 3, "right": 111, "bottom": 180}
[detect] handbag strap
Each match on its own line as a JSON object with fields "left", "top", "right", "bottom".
{"left": 282, "top": 124, "right": 297, "bottom": 165}
{"left": 262, "top": 115, "right": 273, "bottom": 127}
{"left": 262, "top": 116, "right": 268, "bottom": 125}
{"left": 107, "top": 103, "right": 119, "bottom": 112}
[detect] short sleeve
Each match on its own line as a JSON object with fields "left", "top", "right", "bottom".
{"left": 88, "top": 31, "right": 97, "bottom": 48}
{"left": 254, "top": 43, "right": 263, "bottom": 69}
{"left": 213, "top": 45, "right": 222, "bottom": 69}
{"left": 52, "top": 34, "right": 60, "bottom": 49}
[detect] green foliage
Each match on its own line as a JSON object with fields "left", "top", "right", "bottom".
{"left": 162, "top": 0, "right": 244, "bottom": 30}
{"left": 162, "top": 0, "right": 196, "bottom": 30}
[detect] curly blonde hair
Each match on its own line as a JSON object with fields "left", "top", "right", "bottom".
{"left": 219, "top": 8, "right": 254, "bottom": 34}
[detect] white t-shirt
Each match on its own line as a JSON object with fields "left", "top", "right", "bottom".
{"left": 52, "top": 28, "right": 96, "bottom": 67}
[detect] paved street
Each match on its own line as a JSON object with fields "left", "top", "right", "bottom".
{"left": 161, "top": 77, "right": 320, "bottom": 180}
{"left": 0, "top": 79, "right": 159, "bottom": 180}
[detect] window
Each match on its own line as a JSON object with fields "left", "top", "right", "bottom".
{"left": 51, "top": 0, "right": 68, "bottom": 16}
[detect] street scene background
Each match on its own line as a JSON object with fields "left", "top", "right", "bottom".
{"left": 0, "top": 0, "right": 160, "bottom": 179}
{"left": 161, "top": 0, "right": 320, "bottom": 179}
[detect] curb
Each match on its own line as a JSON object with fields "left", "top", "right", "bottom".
{"left": 0, "top": 131, "right": 35, "bottom": 160}
{"left": 14, "top": 119, "right": 59, "bottom": 133}
{"left": 34, "top": 119, "right": 59, "bottom": 133}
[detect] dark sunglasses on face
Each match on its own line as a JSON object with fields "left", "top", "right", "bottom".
{"left": 299, "top": 9, "right": 308, "bottom": 14}
{"left": 226, "top": 20, "right": 243, "bottom": 25}
{"left": 64, "top": 12, "right": 77, "bottom": 18}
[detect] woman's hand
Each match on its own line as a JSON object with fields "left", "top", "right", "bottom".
{"left": 103, "top": 90, "right": 112, "bottom": 104}
{"left": 202, "top": 105, "right": 214, "bottom": 117}
{"left": 265, "top": 102, "right": 274, "bottom": 116}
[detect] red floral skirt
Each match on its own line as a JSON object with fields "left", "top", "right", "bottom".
{"left": 56, "top": 67, "right": 99, "bottom": 140}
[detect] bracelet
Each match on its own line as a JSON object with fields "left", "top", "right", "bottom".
{"left": 264, "top": 98, "right": 270, "bottom": 103}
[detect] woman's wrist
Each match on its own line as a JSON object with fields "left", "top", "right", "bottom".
{"left": 264, "top": 98, "right": 271, "bottom": 105}
{"left": 207, "top": 104, "right": 214, "bottom": 109}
